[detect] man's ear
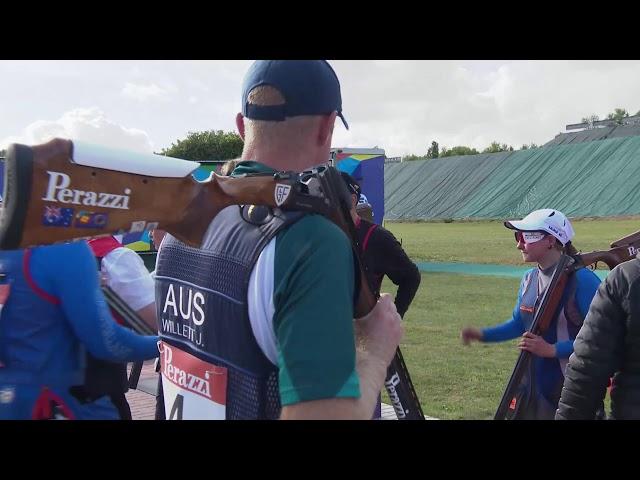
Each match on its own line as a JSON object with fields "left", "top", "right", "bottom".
{"left": 317, "top": 112, "right": 337, "bottom": 146}
{"left": 236, "top": 112, "right": 246, "bottom": 140}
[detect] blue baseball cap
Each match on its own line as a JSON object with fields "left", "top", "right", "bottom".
{"left": 241, "top": 60, "right": 349, "bottom": 130}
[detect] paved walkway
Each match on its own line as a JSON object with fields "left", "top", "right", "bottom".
{"left": 125, "top": 361, "right": 159, "bottom": 420}
{"left": 380, "top": 403, "right": 438, "bottom": 420}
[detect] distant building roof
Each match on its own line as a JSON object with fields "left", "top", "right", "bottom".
{"left": 331, "top": 147, "right": 385, "bottom": 156}
{"left": 544, "top": 123, "right": 640, "bottom": 147}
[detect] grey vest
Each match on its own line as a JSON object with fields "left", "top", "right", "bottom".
{"left": 155, "top": 205, "right": 303, "bottom": 419}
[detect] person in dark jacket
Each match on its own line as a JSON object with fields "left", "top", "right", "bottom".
{"left": 340, "top": 172, "right": 421, "bottom": 318}
{"left": 340, "top": 172, "right": 421, "bottom": 419}
{"left": 556, "top": 252, "right": 640, "bottom": 420}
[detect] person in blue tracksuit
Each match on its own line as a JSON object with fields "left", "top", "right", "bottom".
{"left": 0, "top": 240, "right": 159, "bottom": 420}
{"left": 460, "top": 209, "right": 601, "bottom": 419}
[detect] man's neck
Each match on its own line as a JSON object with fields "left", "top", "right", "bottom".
{"left": 242, "top": 145, "right": 324, "bottom": 173}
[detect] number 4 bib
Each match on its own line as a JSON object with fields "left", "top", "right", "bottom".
{"left": 159, "top": 342, "right": 228, "bottom": 420}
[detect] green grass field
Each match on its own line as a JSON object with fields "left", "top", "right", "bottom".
{"left": 379, "top": 217, "right": 635, "bottom": 419}
{"left": 384, "top": 217, "right": 640, "bottom": 265}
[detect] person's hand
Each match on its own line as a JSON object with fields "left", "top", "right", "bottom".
{"left": 460, "top": 327, "right": 483, "bottom": 345}
{"left": 354, "top": 293, "right": 403, "bottom": 367}
{"left": 518, "top": 331, "right": 556, "bottom": 358}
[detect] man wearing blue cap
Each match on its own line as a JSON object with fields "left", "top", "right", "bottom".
{"left": 154, "top": 60, "right": 403, "bottom": 420}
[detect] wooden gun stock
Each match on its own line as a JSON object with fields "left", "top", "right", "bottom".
{"left": 611, "top": 229, "right": 640, "bottom": 249}
{"left": 0, "top": 138, "right": 327, "bottom": 251}
{"left": 573, "top": 231, "right": 640, "bottom": 271}
{"left": 0, "top": 139, "right": 362, "bottom": 316}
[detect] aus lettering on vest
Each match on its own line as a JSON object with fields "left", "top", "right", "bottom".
{"left": 42, "top": 171, "right": 131, "bottom": 210}
{"left": 163, "top": 284, "right": 206, "bottom": 325}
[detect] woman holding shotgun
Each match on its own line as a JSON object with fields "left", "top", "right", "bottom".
{"left": 460, "top": 209, "right": 601, "bottom": 419}
{"left": 0, "top": 240, "right": 159, "bottom": 420}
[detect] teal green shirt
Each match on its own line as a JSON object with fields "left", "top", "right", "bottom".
{"left": 233, "top": 161, "right": 360, "bottom": 405}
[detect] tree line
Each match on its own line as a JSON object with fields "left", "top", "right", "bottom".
{"left": 2, "top": 106, "right": 636, "bottom": 163}
{"left": 0, "top": 131, "right": 243, "bottom": 163}
{"left": 402, "top": 140, "right": 534, "bottom": 162}
{"left": 581, "top": 107, "right": 640, "bottom": 127}
{"left": 403, "top": 106, "right": 639, "bottom": 161}
{"left": 158, "top": 130, "right": 243, "bottom": 161}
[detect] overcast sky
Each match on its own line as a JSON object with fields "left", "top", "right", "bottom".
{"left": 1, "top": 60, "right": 638, "bottom": 158}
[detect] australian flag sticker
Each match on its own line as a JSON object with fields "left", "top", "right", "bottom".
{"left": 42, "top": 206, "right": 74, "bottom": 227}
{"left": 74, "top": 211, "right": 109, "bottom": 229}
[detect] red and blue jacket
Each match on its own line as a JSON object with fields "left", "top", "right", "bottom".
{"left": 0, "top": 241, "right": 158, "bottom": 420}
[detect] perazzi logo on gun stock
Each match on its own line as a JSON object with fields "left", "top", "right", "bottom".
{"left": 42, "top": 171, "right": 132, "bottom": 210}
{"left": 0, "top": 138, "right": 331, "bottom": 252}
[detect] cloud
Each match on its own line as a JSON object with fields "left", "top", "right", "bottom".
{"left": 2, "top": 60, "right": 639, "bottom": 159}
{"left": 121, "top": 82, "right": 170, "bottom": 102}
{"left": 330, "top": 60, "right": 640, "bottom": 157}
{"left": 1, "top": 107, "right": 154, "bottom": 153}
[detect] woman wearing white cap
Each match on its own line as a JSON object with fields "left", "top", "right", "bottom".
{"left": 460, "top": 208, "right": 601, "bottom": 419}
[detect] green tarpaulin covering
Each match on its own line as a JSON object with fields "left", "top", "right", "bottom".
{"left": 385, "top": 136, "right": 640, "bottom": 220}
